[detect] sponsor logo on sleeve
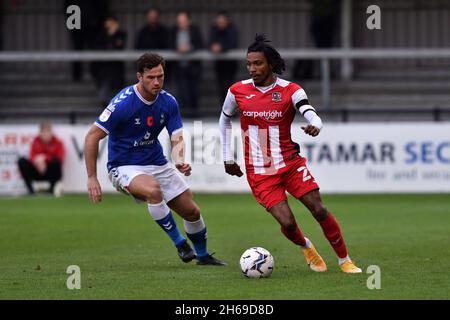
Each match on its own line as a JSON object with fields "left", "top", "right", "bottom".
{"left": 99, "top": 109, "right": 112, "bottom": 122}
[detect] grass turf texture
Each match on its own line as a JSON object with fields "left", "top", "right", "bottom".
{"left": 0, "top": 193, "right": 449, "bottom": 300}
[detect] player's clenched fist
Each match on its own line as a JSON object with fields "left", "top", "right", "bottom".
{"left": 224, "top": 161, "right": 244, "bottom": 177}
{"left": 176, "top": 162, "right": 192, "bottom": 176}
{"left": 301, "top": 125, "right": 320, "bottom": 137}
{"left": 87, "top": 176, "right": 102, "bottom": 203}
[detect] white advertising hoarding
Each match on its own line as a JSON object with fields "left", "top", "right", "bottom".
{"left": 0, "top": 122, "right": 449, "bottom": 195}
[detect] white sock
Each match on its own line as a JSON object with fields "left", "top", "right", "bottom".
{"left": 147, "top": 201, "right": 170, "bottom": 220}
{"left": 338, "top": 255, "right": 351, "bottom": 265}
{"left": 301, "top": 237, "right": 312, "bottom": 249}
{"left": 183, "top": 216, "right": 205, "bottom": 234}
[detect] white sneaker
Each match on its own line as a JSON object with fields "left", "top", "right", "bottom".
{"left": 53, "top": 182, "right": 63, "bottom": 198}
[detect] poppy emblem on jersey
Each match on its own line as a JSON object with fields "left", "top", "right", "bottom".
{"left": 147, "top": 116, "right": 154, "bottom": 127}
{"left": 272, "top": 92, "right": 282, "bottom": 102}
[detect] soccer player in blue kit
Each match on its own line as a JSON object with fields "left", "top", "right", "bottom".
{"left": 84, "top": 53, "right": 226, "bottom": 266}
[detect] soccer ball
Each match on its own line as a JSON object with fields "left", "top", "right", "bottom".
{"left": 239, "top": 247, "right": 274, "bottom": 278}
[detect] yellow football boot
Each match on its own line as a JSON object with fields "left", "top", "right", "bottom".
{"left": 339, "top": 260, "right": 362, "bottom": 273}
{"left": 301, "top": 242, "right": 328, "bottom": 272}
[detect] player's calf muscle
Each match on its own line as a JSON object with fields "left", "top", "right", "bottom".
{"left": 168, "top": 192, "right": 201, "bottom": 221}
{"left": 270, "top": 202, "right": 297, "bottom": 231}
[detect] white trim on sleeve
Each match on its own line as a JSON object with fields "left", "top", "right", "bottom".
{"left": 222, "top": 89, "right": 238, "bottom": 116}
{"left": 94, "top": 122, "right": 109, "bottom": 135}
{"left": 291, "top": 88, "right": 308, "bottom": 106}
{"left": 171, "top": 127, "right": 183, "bottom": 136}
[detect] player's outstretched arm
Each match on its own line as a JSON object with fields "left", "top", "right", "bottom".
{"left": 219, "top": 112, "right": 243, "bottom": 177}
{"left": 296, "top": 101, "right": 323, "bottom": 137}
{"left": 84, "top": 125, "right": 107, "bottom": 203}
{"left": 171, "top": 131, "right": 192, "bottom": 176}
{"left": 219, "top": 88, "right": 242, "bottom": 177}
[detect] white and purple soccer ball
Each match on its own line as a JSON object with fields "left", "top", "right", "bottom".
{"left": 239, "top": 247, "right": 274, "bottom": 278}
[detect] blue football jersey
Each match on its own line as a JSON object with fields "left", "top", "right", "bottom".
{"left": 95, "top": 85, "right": 183, "bottom": 171}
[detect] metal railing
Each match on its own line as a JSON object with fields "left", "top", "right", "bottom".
{"left": 1, "top": 107, "right": 449, "bottom": 125}
{"left": 1, "top": 48, "right": 450, "bottom": 112}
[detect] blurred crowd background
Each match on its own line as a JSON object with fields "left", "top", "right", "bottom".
{"left": 0, "top": 0, "right": 449, "bottom": 122}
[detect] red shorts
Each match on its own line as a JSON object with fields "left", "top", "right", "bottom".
{"left": 246, "top": 156, "right": 319, "bottom": 211}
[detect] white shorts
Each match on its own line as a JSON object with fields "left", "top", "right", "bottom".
{"left": 108, "top": 163, "right": 189, "bottom": 203}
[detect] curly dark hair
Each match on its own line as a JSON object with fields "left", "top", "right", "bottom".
{"left": 247, "top": 34, "right": 286, "bottom": 75}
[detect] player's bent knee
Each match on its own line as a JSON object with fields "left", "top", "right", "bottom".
{"left": 186, "top": 205, "right": 201, "bottom": 221}
{"left": 282, "top": 217, "right": 297, "bottom": 233}
{"left": 311, "top": 204, "right": 328, "bottom": 221}
{"left": 145, "top": 186, "right": 163, "bottom": 203}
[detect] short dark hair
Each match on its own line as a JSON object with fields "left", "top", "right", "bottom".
{"left": 146, "top": 6, "right": 161, "bottom": 15}
{"left": 137, "top": 53, "right": 165, "bottom": 74}
{"left": 105, "top": 15, "right": 118, "bottom": 22}
{"left": 216, "top": 10, "right": 229, "bottom": 17}
{"left": 177, "top": 9, "right": 191, "bottom": 19}
{"left": 247, "top": 34, "right": 286, "bottom": 75}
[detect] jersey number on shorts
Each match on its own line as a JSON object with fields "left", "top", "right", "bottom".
{"left": 248, "top": 125, "right": 286, "bottom": 173}
{"left": 297, "top": 166, "right": 312, "bottom": 182}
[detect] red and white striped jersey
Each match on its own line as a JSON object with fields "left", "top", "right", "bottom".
{"left": 222, "top": 77, "right": 309, "bottom": 175}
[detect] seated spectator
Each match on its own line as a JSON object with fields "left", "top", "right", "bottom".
{"left": 208, "top": 11, "right": 239, "bottom": 102}
{"left": 18, "top": 123, "right": 65, "bottom": 195}
{"left": 135, "top": 6, "right": 169, "bottom": 50}
{"left": 169, "top": 10, "right": 204, "bottom": 117}
{"left": 91, "top": 15, "right": 127, "bottom": 107}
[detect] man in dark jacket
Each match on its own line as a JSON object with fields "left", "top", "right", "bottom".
{"left": 64, "top": 0, "right": 109, "bottom": 81}
{"left": 91, "top": 15, "right": 127, "bottom": 107}
{"left": 208, "top": 11, "right": 239, "bottom": 102}
{"left": 169, "top": 10, "right": 204, "bottom": 118}
{"left": 135, "top": 6, "right": 169, "bottom": 50}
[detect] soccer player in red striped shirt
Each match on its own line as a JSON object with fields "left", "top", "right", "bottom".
{"left": 219, "top": 34, "right": 361, "bottom": 273}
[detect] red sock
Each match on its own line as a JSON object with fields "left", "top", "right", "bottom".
{"left": 281, "top": 225, "right": 306, "bottom": 247}
{"left": 319, "top": 212, "right": 348, "bottom": 258}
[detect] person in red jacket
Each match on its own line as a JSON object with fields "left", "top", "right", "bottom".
{"left": 18, "top": 123, "right": 65, "bottom": 195}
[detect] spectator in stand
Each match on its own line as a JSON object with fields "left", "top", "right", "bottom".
{"left": 135, "top": 6, "right": 169, "bottom": 50}
{"left": 64, "top": 0, "right": 109, "bottom": 82}
{"left": 91, "top": 15, "right": 127, "bottom": 108}
{"left": 18, "top": 123, "right": 65, "bottom": 196}
{"left": 208, "top": 11, "right": 239, "bottom": 102}
{"left": 169, "top": 10, "right": 204, "bottom": 117}
{"left": 293, "top": 0, "right": 340, "bottom": 80}
{"left": 135, "top": 6, "right": 173, "bottom": 84}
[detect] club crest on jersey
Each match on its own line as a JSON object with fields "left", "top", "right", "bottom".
{"left": 272, "top": 92, "right": 282, "bottom": 102}
{"left": 147, "top": 116, "right": 154, "bottom": 127}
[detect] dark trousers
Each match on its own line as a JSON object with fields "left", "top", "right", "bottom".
{"left": 175, "top": 64, "right": 200, "bottom": 118}
{"left": 91, "top": 62, "right": 125, "bottom": 108}
{"left": 215, "top": 60, "right": 238, "bottom": 102}
{"left": 18, "top": 158, "right": 62, "bottom": 194}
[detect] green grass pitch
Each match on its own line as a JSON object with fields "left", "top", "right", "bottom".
{"left": 0, "top": 193, "right": 449, "bottom": 299}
